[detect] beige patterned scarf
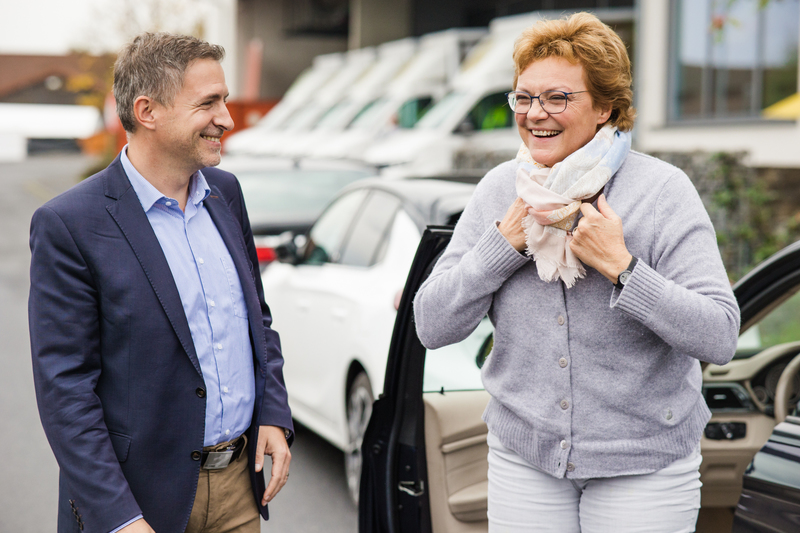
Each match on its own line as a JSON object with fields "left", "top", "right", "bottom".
{"left": 515, "top": 125, "right": 631, "bottom": 287}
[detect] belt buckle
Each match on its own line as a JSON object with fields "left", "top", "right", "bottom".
{"left": 202, "top": 450, "right": 234, "bottom": 470}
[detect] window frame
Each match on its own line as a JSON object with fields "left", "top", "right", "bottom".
{"left": 667, "top": 0, "right": 800, "bottom": 125}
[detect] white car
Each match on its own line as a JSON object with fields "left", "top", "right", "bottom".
{"left": 261, "top": 177, "right": 475, "bottom": 502}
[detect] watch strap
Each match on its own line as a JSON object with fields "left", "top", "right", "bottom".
{"left": 614, "top": 256, "right": 638, "bottom": 290}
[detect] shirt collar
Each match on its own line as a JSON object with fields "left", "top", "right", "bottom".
{"left": 120, "top": 145, "right": 211, "bottom": 212}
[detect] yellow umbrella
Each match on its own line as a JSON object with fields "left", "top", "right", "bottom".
{"left": 762, "top": 92, "right": 800, "bottom": 119}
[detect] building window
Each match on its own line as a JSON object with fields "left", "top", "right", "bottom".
{"left": 671, "top": 0, "right": 799, "bottom": 121}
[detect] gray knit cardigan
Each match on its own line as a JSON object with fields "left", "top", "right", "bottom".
{"left": 413, "top": 151, "right": 740, "bottom": 479}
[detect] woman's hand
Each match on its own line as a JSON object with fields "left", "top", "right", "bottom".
{"left": 569, "top": 194, "right": 632, "bottom": 283}
{"left": 498, "top": 198, "right": 529, "bottom": 251}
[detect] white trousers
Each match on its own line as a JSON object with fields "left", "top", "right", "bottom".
{"left": 487, "top": 432, "right": 702, "bottom": 533}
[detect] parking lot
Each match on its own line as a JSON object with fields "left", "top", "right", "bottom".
{"left": 0, "top": 153, "right": 357, "bottom": 533}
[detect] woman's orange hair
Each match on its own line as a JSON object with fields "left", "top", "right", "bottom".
{"left": 513, "top": 12, "right": 635, "bottom": 132}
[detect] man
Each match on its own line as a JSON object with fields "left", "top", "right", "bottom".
{"left": 29, "top": 33, "right": 293, "bottom": 533}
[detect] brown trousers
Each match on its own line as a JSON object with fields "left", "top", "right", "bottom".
{"left": 185, "top": 436, "right": 260, "bottom": 533}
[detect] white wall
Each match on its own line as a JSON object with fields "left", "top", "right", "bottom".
{"left": 635, "top": 0, "right": 800, "bottom": 168}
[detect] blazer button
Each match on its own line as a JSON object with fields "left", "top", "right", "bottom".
{"left": 196, "top": 387, "right": 206, "bottom": 398}
{"left": 191, "top": 450, "right": 202, "bottom": 461}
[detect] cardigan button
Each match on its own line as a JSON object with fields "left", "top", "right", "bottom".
{"left": 560, "top": 440, "right": 569, "bottom": 450}
{"left": 559, "top": 358, "right": 568, "bottom": 368}
{"left": 557, "top": 315, "right": 565, "bottom": 325}
{"left": 566, "top": 462, "right": 575, "bottom": 472}
{"left": 191, "top": 450, "right": 202, "bottom": 461}
{"left": 560, "top": 400, "right": 569, "bottom": 410}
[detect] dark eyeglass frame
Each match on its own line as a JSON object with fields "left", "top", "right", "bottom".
{"left": 505, "top": 90, "right": 589, "bottom": 115}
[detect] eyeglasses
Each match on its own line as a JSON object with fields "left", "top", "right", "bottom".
{"left": 506, "top": 90, "right": 588, "bottom": 115}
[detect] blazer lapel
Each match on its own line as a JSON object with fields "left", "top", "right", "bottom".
{"left": 102, "top": 157, "right": 202, "bottom": 376}
{"left": 204, "top": 189, "right": 263, "bottom": 338}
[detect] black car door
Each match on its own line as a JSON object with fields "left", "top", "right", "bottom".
{"left": 359, "top": 227, "right": 448, "bottom": 533}
{"left": 359, "top": 225, "right": 493, "bottom": 533}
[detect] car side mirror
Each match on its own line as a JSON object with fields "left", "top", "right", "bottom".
{"left": 274, "top": 232, "right": 306, "bottom": 265}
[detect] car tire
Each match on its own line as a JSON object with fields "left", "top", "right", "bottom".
{"left": 345, "top": 371, "right": 373, "bottom": 506}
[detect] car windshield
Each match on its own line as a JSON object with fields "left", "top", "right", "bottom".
{"left": 348, "top": 98, "right": 387, "bottom": 129}
{"left": 237, "top": 169, "right": 371, "bottom": 228}
{"left": 415, "top": 91, "right": 466, "bottom": 130}
{"left": 736, "top": 284, "right": 800, "bottom": 359}
{"left": 423, "top": 316, "right": 491, "bottom": 392}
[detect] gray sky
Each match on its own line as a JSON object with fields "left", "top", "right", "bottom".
{"left": 1, "top": 0, "right": 98, "bottom": 54}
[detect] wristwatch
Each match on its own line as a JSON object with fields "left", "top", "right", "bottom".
{"left": 614, "top": 257, "right": 638, "bottom": 290}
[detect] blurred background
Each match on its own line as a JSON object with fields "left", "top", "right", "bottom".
{"left": 3, "top": 1, "right": 800, "bottom": 531}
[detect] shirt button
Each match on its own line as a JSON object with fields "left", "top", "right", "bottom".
{"left": 198, "top": 258, "right": 205, "bottom": 265}
{"left": 559, "top": 358, "right": 568, "bottom": 368}
{"left": 225, "top": 429, "right": 231, "bottom": 436}
{"left": 223, "top": 386, "right": 229, "bottom": 393}
{"left": 208, "top": 300, "right": 215, "bottom": 308}
{"left": 216, "top": 343, "right": 223, "bottom": 350}
{"left": 165, "top": 201, "right": 172, "bottom": 207}
{"left": 560, "top": 400, "right": 569, "bottom": 410}
{"left": 560, "top": 440, "right": 569, "bottom": 450}
{"left": 557, "top": 315, "right": 565, "bottom": 325}
{"left": 566, "top": 462, "right": 575, "bottom": 472}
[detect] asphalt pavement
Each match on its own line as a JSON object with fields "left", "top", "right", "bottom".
{"left": 0, "top": 153, "right": 357, "bottom": 533}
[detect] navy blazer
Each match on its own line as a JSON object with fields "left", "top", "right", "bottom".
{"left": 29, "top": 155, "right": 293, "bottom": 533}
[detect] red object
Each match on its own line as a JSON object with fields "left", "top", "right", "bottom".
{"left": 223, "top": 100, "right": 279, "bottom": 147}
{"left": 256, "top": 246, "right": 276, "bottom": 264}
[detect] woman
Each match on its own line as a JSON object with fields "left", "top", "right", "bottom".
{"left": 413, "top": 12, "right": 740, "bottom": 533}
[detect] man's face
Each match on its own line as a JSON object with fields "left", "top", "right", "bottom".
{"left": 155, "top": 58, "right": 234, "bottom": 173}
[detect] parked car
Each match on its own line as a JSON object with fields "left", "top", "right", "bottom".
{"left": 362, "top": 8, "right": 634, "bottom": 177}
{"left": 730, "top": 240, "right": 800, "bottom": 532}
{"left": 260, "top": 177, "right": 476, "bottom": 504}
{"left": 223, "top": 156, "right": 375, "bottom": 266}
{"left": 360, "top": 228, "right": 800, "bottom": 533}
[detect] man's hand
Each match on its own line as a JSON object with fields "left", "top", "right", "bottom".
{"left": 498, "top": 197, "right": 529, "bottom": 251}
{"left": 255, "top": 425, "right": 291, "bottom": 505}
{"left": 569, "top": 194, "right": 631, "bottom": 283}
{"left": 119, "top": 518, "right": 155, "bottom": 533}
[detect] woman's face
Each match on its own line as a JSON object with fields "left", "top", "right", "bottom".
{"left": 515, "top": 56, "right": 612, "bottom": 168}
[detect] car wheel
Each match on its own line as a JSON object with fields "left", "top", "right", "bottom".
{"left": 345, "top": 371, "right": 373, "bottom": 505}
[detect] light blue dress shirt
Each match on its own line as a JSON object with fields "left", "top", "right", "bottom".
{"left": 121, "top": 147, "right": 256, "bottom": 446}
{"left": 110, "top": 152, "right": 257, "bottom": 532}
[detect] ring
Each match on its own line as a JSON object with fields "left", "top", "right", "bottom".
{"left": 572, "top": 227, "right": 579, "bottom": 236}
{"left": 285, "top": 473, "right": 289, "bottom": 479}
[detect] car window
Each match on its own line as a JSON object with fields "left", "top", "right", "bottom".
{"left": 423, "top": 317, "right": 492, "bottom": 393}
{"left": 737, "top": 285, "right": 800, "bottom": 359}
{"left": 416, "top": 91, "right": 466, "bottom": 130}
{"left": 237, "top": 169, "right": 371, "bottom": 226}
{"left": 303, "top": 189, "right": 369, "bottom": 265}
{"left": 396, "top": 97, "right": 433, "bottom": 128}
{"left": 462, "top": 91, "right": 514, "bottom": 132}
{"left": 348, "top": 98, "right": 386, "bottom": 129}
{"left": 339, "top": 190, "right": 402, "bottom": 267}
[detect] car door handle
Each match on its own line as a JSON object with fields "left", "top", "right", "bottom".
{"left": 398, "top": 480, "right": 425, "bottom": 497}
{"left": 331, "top": 307, "right": 348, "bottom": 320}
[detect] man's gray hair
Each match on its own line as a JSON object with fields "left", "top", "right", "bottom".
{"left": 113, "top": 32, "right": 225, "bottom": 133}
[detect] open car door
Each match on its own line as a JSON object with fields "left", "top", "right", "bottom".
{"left": 360, "top": 225, "right": 494, "bottom": 533}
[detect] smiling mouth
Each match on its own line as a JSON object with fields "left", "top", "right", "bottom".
{"left": 531, "top": 129, "right": 562, "bottom": 138}
{"left": 201, "top": 134, "right": 222, "bottom": 143}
